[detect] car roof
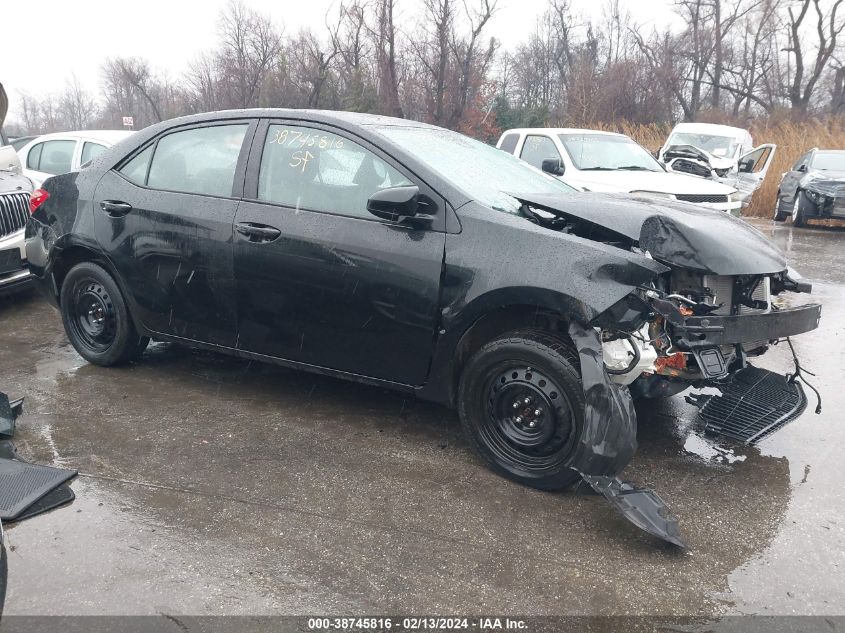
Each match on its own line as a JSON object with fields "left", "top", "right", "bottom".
{"left": 669, "top": 122, "right": 748, "bottom": 139}
{"left": 26, "top": 130, "right": 135, "bottom": 145}
{"left": 142, "top": 108, "right": 437, "bottom": 131}
{"left": 502, "top": 128, "right": 627, "bottom": 138}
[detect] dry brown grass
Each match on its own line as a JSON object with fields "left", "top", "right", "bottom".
{"left": 594, "top": 119, "right": 845, "bottom": 217}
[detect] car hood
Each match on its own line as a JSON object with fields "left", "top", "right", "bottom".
{"left": 0, "top": 169, "right": 33, "bottom": 193}
{"left": 562, "top": 170, "right": 736, "bottom": 196}
{"left": 802, "top": 170, "right": 845, "bottom": 195}
{"left": 513, "top": 191, "right": 786, "bottom": 275}
{"left": 662, "top": 144, "right": 737, "bottom": 170}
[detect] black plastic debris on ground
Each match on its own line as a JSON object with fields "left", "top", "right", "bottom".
{"left": 579, "top": 474, "right": 687, "bottom": 549}
{"left": 687, "top": 366, "right": 808, "bottom": 445}
{"left": 0, "top": 392, "right": 77, "bottom": 524}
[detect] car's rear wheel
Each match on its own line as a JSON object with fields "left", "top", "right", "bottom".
{"left": 60, "top": 262, "right": 149, "bottom": 366}
{"left": 774, "top": 190, "right": 789, "bottom": 221}
{"left": 457, "top": 329, "right": 584, "bottom": 491}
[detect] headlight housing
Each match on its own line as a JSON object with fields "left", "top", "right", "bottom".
{"left": 729, "top": 191, "right": 741, "bottom": 204}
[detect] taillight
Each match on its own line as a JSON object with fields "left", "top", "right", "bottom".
{"left": 29, "top": 188, "right": 49, "bottom": 214}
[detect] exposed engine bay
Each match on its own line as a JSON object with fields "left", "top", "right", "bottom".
{"left": 514, "top": 191, "right": 822, "bottom": 435}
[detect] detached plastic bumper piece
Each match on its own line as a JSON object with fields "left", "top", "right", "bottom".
{"left": 580, "top": 474, "right": 687, "bottom": 548}
{"left": 687, "top": 366, "right": 808, "bottom": 444}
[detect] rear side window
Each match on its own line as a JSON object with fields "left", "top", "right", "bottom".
{"left": 26, "top": 143, "right": 43, "bottom": 170}
{"left": 498, "top": 133, "right": 519, "bottom": 154}
{"left": 120, "top": 145, "right": 154, "bottom": 185}
{"left": 520, "top": 135, "right": 561, "bottom": 170}
{"left": 257, "top": 124, "right": 411, "bottom": 220}
{"left": 140, "top": 124, "right": 248, "bottom": 196}
{"left": 81, "top": 142, "right": 107, "bottom": 165}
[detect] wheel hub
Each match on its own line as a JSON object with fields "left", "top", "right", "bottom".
{"left": 487, "top": 367, "right": 571, "bottom": 450}
{"left": 71, "top": 280, "right": 117, "bottom": 350}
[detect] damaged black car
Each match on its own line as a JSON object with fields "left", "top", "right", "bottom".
{"left": 24, "top": 111, "right": 821, "bottom": 509}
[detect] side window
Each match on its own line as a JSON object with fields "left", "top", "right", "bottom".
{"left": 81, "top": 142, "right": 107, "bottom": 165}
{"left": 520, "top": 135, "right": 561, "bottom": 170}
{"left": 37, "top": 140, "right": 77, "bottom": 175}
{"left": 794, "top": 152, "right": 810, "bottom": 171}
{"left": 258, "top": 124, "right": 412, "bottom": 220}
{"left": 498, "top": 133, "right": 519, "bottom": 154}
{"left": 146, "top": 124, "right": 248, "bottom": 196}
{"left": 26, "top": 142, "right": 44, "bottom": 170}
{"left": 119, "top": 145, "right": 154, "bottom": 185}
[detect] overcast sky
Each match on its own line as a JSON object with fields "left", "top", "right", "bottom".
{"left": 2, "top": 0, "right": 676, "bottom": 122}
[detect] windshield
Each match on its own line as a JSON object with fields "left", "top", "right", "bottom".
{"left": 373, "top": 126, "right": 575, "bottom": 213}
{"left": 667, "top": 132, "right": 739, "bottom": 158}
{"left": 560, "top": 134, "right": 663, "bottom": 172}
{"left": 810, "top": 151, "right": 845, "bottom": 171}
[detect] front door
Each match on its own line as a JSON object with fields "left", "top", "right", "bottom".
{"left": 734, "top": 143, "right": 777, "bottom": 199}
{"left": 233, "top": 121, "right": 445, "bottom": 385}
{"left": 93, "top": 121, "right": 254, "bottom": 346}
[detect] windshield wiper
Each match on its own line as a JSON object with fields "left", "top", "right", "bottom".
{"left": 579, "top": 167, "right": 614, "bottom": 171}
{"left": 616, "top": 165, "right": 655, "bottom": 171}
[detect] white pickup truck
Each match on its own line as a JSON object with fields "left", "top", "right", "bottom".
{"left": 497, "top": 127, "right": 742, "bottom": 214}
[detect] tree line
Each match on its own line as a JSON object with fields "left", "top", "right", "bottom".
{"left": 11, "top": 0, "right": 845, "bottom": 142}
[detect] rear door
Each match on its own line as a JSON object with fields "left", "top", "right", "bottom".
{"left": 93, "top": 120, "right": 255, "bottom": 346}
{"left": 734, "top": 143, "right": 777, "bottom": 198}
{"left": 232, "top": 120, "right": 446, "bottom": 385}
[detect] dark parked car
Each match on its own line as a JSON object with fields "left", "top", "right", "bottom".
{"left": 25, "top": 110, "right": 821, "bottom": 497}
{"left": 775, "top": 148, "right": 845, "bottom": 226}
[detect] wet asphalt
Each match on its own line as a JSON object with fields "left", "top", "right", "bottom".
{"left": 0, "top": 218, "right": 843, "bottom": 617}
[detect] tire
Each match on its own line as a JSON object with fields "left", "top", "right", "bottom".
{"left": 791, "top": 190, "right": 811, "bottom": 228}
{"left": 773, "top": 190, "right": 789, "bottom": 221}
{"left": 60, "top": 262, "right": 149, "bottom": 366}
{"left": 457, "top": 329, "right": 584, "bottom": 491}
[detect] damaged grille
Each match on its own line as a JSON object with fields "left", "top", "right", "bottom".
{"left": 0, "top": 193, "right": 29, "bottom": 239}
{"left": 689, "top": 366, "right": 808, "bottom": 444}
{"left": 670, "top": 159, "right": 711, "bottom": 178}
{"left": 675, "top": 194, "right": 729, "bottom": 204}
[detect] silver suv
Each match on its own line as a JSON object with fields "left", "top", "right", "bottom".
{"left": 0, "top": 82, "right": 34, "bottom": 295}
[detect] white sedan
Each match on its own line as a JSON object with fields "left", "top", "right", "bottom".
{"left": 497, "top": 128, "right": 742, "bottom": 214}
{"left": 17, "top": 130, "right": 134, "bottom": 187}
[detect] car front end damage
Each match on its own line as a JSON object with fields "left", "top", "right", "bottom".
{"left": 506, "top": 192, "right": 822, "bottom": 546}
{"left": 801, "top": 176, "right": 845, "bottom": 223}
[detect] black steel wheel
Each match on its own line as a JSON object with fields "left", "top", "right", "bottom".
{"left": 458, "top": 329, "right": 584, "bottom": 490}
{"left": 60, "top": 262, "right": 149, "bottom": 366}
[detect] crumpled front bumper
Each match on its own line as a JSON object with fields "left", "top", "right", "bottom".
{"left": 674, "top": 304, "right": 821, "bottom": 348}
{"left": 652, "top": 300, "right": 822, "bottom": 350}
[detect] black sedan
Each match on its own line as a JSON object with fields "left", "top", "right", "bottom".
{"left": 775, "top": 148, "right": 845, "bottom": 226}
{"left": 25, "top": 109, "right": 821, "bottom": 509}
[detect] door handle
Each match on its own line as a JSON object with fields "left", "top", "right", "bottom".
{"left": 236, "top": 222, "right": 281, "bottom": 243}
{"left": 100, "top": 200, "right": 133, "bottom": 217}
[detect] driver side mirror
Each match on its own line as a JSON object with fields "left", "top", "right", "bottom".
{"left": 367, "top": 185, "right": 419, "bottom": 222}
{"left": 541, "top": 158, "right": 565, "bottom": 176}
{"left": 797, "top": 164, "right": 808, "bottom": 173}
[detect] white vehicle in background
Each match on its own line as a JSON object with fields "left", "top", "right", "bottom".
{"left": 17, "top": 130, "right": 134, "bottom": 187}
{"left": 657, "top": 122, "right": 776, "bottom": 206}
{"left": 497, "top": 128, "right": 742, "bottom": 214}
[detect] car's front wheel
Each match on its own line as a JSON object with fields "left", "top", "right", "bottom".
{"left": 60, "top": 262, "right": 149, "bottom": 366}
{"left": 457, "top": 329, "right": 584, "bottom": 491}
{"left": 791, "top": 190, "right": 812, "bottom": 227}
